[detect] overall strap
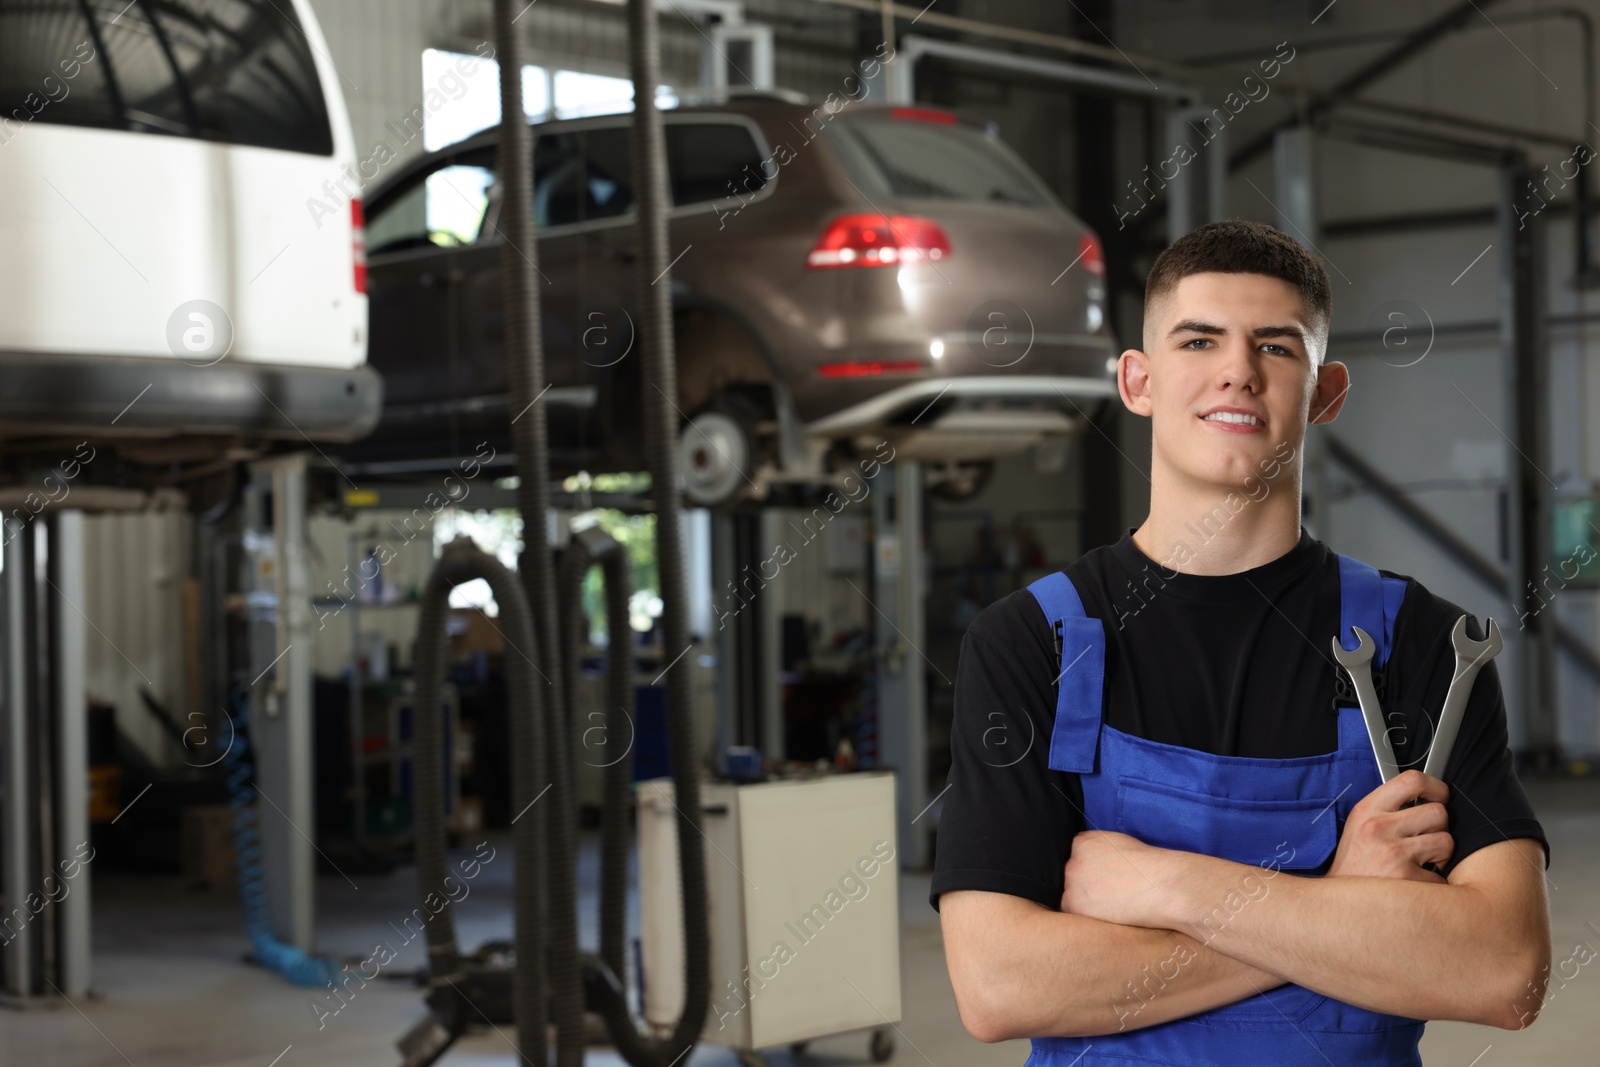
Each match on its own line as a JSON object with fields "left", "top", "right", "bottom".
{"left": 1335, "top": 553, "right": 1406, "bottom": 670}
{"left": 1025, "top": 572, "right": 1105, "bottom": 774}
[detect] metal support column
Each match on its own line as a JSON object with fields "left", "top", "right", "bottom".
{"left": 1, "top": 512, "right": 90, "bottom": 997}
{"left": 50, "top": 510, "right": 88, "bottom": 996}
{"left": 247, "top": 455, "right": 316, "bottom": 950}
{"left": 1272, "top": 127, "right": 1320, "bottom": 245}
{"left": 872, "top": 462, "right": 928, "bottom": 867}
{"left": 757, "top": 510, "right": 784, "bottom": 763}
{"left": 1, "top": 522, "right": 36, "bottom": 995}
{"left": 1499, "top": 162, "right": 1559, "bottom": 762}
{"left": 709, "top": 512, "right": 783, "bottom": 762}
{"left": 1166, "top": 106, "right": 1228, "bottom": 243}
{"left": 711, "top": 513, "right": 738, "bottom": 757}
{"left": 1273, "top": 126, "right": 1329, "bottom": 539}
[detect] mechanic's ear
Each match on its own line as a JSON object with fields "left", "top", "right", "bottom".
{"left": 1118, "top": 348, "right": 1152, "bottom": 417}
{"left": 1310, "top": 360, "right": 1350, "bottom": 425}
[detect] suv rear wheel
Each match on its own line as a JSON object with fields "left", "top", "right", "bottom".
{"left": 677, "top": 393, "right": 765, "bottom": 507}
{"left": 928, "top": 460, "right": 995, "bottom": 502}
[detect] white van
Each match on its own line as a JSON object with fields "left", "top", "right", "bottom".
{"left": 0, "top": 0, "right": 379, "bottom": 457}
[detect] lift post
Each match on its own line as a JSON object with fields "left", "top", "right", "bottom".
{"left": 711, "top": 512, "right": 784, "bottom": 761}
{"left": 871, "top": 460, "right": 929, "bottom": 868}
{"left": 0, "top": 508, "right": 91, "bottom": 997}
{"left": 241, "top": 455, "right": 316, "bottom": 951}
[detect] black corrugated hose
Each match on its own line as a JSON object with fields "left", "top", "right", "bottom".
{"left": 581, "top": 2, "right": 714, "bottom": 1064}
{"left": 557, "top": 530, "right": 636, "bottom": 987}
{"left": 493, "top": 0, "right": 583, "bottom": 1063}
{"left": 413, "top": 6, "right": 708, "bottom": 1067}
{"left": 411, "top": 542, "right": 546, "bottom": 1065}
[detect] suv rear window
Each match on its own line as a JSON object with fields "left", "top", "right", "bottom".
{"left": 0, "top": 0, "right": 334, "bottom": 155}
{"left": 826, "top": 115, "right": 1051, "bottom": 208}
{"left": 667, "top": 121, "right": 766, "bottom": 205}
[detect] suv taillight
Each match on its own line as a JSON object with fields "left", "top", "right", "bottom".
{"left": 1079, "top": 232, "right": 1104, "bottom": 277}
{"left": 806, "top": 214, "right": 951, "bottom": 269}
{"left": 352, "top": 198, "right": 367, "bottom": 294}
{"left": 889, "top": 106, "right": 958, "bottom": 125}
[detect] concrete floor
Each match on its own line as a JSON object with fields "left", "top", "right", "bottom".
{"left": 3, "top": 779, "right": 1596, "bottom": 1066}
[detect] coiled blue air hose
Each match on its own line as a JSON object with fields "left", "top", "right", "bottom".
{"left": 223, "top": 688, "right": 340, "bottom": 987}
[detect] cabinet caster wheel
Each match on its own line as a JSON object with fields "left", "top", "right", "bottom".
{"left": 869, "top": 1026, "right": 894, "bottom": 1062}
{"left": 737, "top": 1050, "right": 768, "bottom": 1067}
{"left": 789, "top": 1041, "right": 809, "bottom": 1057}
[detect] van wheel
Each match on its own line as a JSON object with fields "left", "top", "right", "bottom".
{"left": 678, "top": 394, "right": 762, "bottom": 507}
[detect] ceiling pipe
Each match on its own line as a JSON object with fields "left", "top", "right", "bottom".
{"left": 889, "top": 33, "right": 1196, "bottom": 104}
{"left": 813, "top": 0, "right": 1583, "bottom": 152}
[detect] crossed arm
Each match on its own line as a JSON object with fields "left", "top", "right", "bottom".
{"left": 940, "top": 771, "right": 1552, "bottom": 1041}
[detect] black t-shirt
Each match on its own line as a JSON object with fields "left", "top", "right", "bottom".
{"left": 929, "top": 527, "right": 1550, "bottom": 912}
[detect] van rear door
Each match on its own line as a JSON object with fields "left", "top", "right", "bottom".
{"left": 0, "top": 0, "right": 364, "bottom": 371}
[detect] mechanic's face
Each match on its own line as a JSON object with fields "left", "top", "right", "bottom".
{"left": 1119, "top": 271, "right": 1347, "bottom": 494}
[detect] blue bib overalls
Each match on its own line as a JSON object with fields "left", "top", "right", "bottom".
{"left": 1023, "top": 553, "right": 1425, "bottom": 1066}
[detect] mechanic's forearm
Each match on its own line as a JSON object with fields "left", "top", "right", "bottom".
{"left": 1043, "top": 916, "right": 1287, "bottom": 1037}
{"left": 942, "top": 894, "right": 1286, "bottom": 1039}
{"left": 1152, "top": 855, "right": 1533, "bottom": 1025}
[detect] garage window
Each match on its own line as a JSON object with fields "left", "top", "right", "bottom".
{"left": 0, "top": 0, "right": 334, "bottom": 154}
{"left": 419, "top": 48, "right": 678, "bottom": 151}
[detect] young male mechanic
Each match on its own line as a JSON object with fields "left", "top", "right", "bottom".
{"left": 932, "top": 219, "right": 1552, "bottom": 1066}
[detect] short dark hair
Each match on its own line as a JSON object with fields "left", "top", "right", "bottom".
{"left": 1145, "top": 219, "right": 1332, "bottom": 351}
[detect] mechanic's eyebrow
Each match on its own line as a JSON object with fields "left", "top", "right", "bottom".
{"left": 1166, "top": 320, "right": 1306, "bottom": 344}
{"left": 1251, "top": 324, "right": 1306, "bottom": 343}
{"left": 1167, "top": 318, "right": 1224, "bottom": 338}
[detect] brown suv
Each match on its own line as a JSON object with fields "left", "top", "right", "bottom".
{"left": 347, "top": 97, "right": 1117, "bottom": 504}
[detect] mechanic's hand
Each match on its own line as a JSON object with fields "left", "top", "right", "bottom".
{"left": 1061, "top": 830, "right": 1169, "bottom": 927}
{"left": 1327, "top": 769, "right": 1452, "bottom": 882}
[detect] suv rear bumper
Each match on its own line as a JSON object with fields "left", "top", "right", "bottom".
{"left": 0, "top": 350, "right": 383, "bottom": 442}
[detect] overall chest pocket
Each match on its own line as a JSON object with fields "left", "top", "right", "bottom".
{"left": 1115, "top": 777, "right": 1339, "bottom": 872}
{"left": 1114, "top": 776, "right": 1340, "bottom": 1026}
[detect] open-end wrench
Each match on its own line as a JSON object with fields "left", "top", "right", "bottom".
{"left": 1331, "top": 626, "right": 1402, "bottom": 783}
{"left": 1422, "top": 615, "right": 1504, "bottom": 780}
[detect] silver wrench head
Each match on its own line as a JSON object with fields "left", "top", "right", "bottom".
{"left": 1423, "top": 615, "right": 1505, "bottom": 781}
{"left": 1450, "top": 615, "right": 1503, "bottom": 663}
{"left": 1331, "top": 625, "right": 1375, "bottom": 668}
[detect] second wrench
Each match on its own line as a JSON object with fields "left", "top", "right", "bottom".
{"left": 1421, "top": 615, "right": 1504, "bottom": 780}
